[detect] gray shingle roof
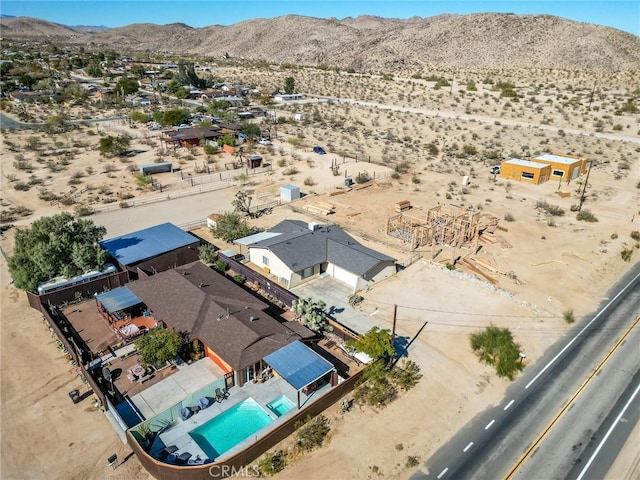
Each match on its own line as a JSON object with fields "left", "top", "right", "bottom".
{"left": 247, "top": 220, "right": 395, "bottom": 277}
{"left": 128, "top": 261, "right": 311, "bottom": 371}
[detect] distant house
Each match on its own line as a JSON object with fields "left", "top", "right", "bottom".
{"left": 127, "top": 261, "right": 315, "bottom": 386}
{"left": 273, "top": 93, "right": 304, "bottom": 102}
{"left": 164, "top": 125, "right": 222, "bottom": 148}
{"left": 99, "top": 222, "right": 200, "bottom": 279}
{"left": 500, "top": 158, "right": 551, "bottom": 184}
{"left": 531, "top": 153, "right": 587, "bottom": 182}
{"left": 237, "top": 220, "right": 396, "bottom": 292}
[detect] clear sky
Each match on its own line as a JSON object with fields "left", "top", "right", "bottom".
{"left": 2, "top": 1, "right": 638, "bottom": 35}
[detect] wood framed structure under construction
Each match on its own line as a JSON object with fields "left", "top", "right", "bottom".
{"left": 386, "top": 204, "right": 499, "bottom": 250}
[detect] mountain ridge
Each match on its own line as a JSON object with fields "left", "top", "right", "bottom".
{"left": 1, "top": 13, "right": 638, "bottom": 71}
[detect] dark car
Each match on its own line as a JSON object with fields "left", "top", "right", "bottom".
{"left": 313, "top": 145, "right": 326, "bottom": 155}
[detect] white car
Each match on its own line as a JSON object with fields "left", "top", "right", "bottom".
{"left": 258, "top": 138, "right": 272, "bottom": 145}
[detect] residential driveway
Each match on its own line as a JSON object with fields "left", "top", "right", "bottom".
{"left": 291, "top": 277, "right": 385, "bottom": 334}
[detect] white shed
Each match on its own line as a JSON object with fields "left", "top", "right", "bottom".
{"left": 280, "top": 184, "right": 300, "bottom": 202}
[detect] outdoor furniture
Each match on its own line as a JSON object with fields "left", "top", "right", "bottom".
{"left": 68, "top": 389, "right": 80, "bottom": 404}
{"left": 158, "top": 445, "right": 178, "bottom": 460}
{"left": 198, "top": 397, "right": 211, "bottom": 410}
{"left": 127, "top": 373, "right": 137, "bottom": 382}
{"left": 215, "top": 388, "right": 228, "bottom": 402}
{"left": 180, "top": 407, "right": 193, "bottom": 421}
{"left": 188, "top": 456, "right": 205, "bottom": 465}
{"left": 176, "top": 452, "right": 192, "bottom": 464}
{"left": 131, "top": 364, "right": 145, "bottom": 377}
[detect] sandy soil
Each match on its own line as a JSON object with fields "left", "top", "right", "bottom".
{"left": 1, "top": 67, "right": 639, "bottom": 480}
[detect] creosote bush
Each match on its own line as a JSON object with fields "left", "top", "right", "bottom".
{"left": 576, "top": 209, "right": 598, "bottom": 222}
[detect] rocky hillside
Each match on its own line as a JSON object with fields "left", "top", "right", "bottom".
{"left": 2, "top": 13, "right": 639, "bottom": 71}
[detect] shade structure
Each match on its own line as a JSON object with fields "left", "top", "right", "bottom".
{"left": 264, "top": 340, "right": 334, "bottom": 391}
{"left": 96, "top": 286, "right": 142, "bottom": 313}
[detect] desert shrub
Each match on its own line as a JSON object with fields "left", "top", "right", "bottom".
{"left": 611, "top": 233, "right": 618, "bottom": 240}
{"left": 354, "top": 376, "right": 397, "bottom": 406}
{"left": 630, "top": 231, "right": 640, "bottom": 241}
{"left": 354, "top": 171, "right": 371, "bottom": 184}
{"left": 198, "top": 244, "right": 218, "bottom": 264}
{"left": 390, "top": 360, "right": 422, "bottom": 391}
{"left": 203, "top": 144, "right": 217, "bottom": 155}
{"left": 620, "top": 247, "right": 634, "bottom": 262}
{"left": 536, "top": 200, "right": 565, "bottom": 216}
{"left": 348, "top": 294, "right": 364, "bottom": 307}
{"left": 303, "top": 176, "right": 316, "bottom": 186}
{"left": 213, "top": 260, "right": 229, "bottom": 272}
{"left": 74, "top": 205, "right": 95, "bottom": 217}
{"left": 411, "top": 175, "right": 421, "bottom": 184}
{"left": 13, "top": 182, "right": 30, "bottom": 191}
{"left": 563, "top": 309, "right": 575, "bottom": 324}
{"left": 258, "top": 450, "right": 286, "bottom": 476}
{"left": 470, "top": 325, "right": 524, "bottom": 380}
{"left": 295, "top": 415, "right": 330, "bottom": 452}
{"left": 232, "top": 274, "right": 245, "bottom": 283}
{"left": 395, "top": 161, "right": 410, "bottom": 174}
{"left": 576, "top": 209, "right": 598, "bottom": 222}
{"left": 283, "top": 166, "right": 299, "bottom": 175}
{"left": 406, "top": 456, "right": 420, "bottom": 468}
{"left": 504, "top": 212, "right": 515, "bottom": 222}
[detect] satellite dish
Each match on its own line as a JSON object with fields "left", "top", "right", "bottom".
{"left": 102, "top": 367, "right": 112, "bottom": 382}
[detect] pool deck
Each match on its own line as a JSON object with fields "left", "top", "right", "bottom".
{"left": 151, "top": 375, "right": 333, "bottom": 463}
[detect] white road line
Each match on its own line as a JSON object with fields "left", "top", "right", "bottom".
{"left": 525, "top": 273, "right": 639, "bottom": 390}
{"left": 504, "top": 399, "right": 515, "bottom": 411}
{"left": 576, "top": 382, "right": 640, "bottom": 480}
{"left": 463, "top": 442, "right": 474, "bottom": 452}
{"left": 437, "top": 467, "right": 449, "bottom": 479}
{"left": 485, "top": 419, "right": 495, "bottom": 430}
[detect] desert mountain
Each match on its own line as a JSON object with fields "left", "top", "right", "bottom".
{"left": 1, "top": 13, "right": 638, "bottom": 71}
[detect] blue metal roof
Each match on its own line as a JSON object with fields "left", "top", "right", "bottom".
{"left": 96, "top": 286, "right": 142, "bottom": 313}
{"left": 99, "top": 223, "right": 198, "bottom": 266}
{"left": 264, "top": 340, "right": 335, "bottom": 390}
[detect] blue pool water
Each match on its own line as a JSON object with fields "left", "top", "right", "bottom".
{"left": 266, "top": 395, "right": 295, "bottom": 417}
{"left": 189, "top": 398, "right": 273, "bottom": 459}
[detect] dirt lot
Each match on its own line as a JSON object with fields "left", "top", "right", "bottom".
{"left": 1, "top": 68, "right": 639, "bottom": 480}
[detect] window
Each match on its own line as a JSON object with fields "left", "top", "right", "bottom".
{"left": 301, "top": 266, "right": 315, "bottom": 279}
{"left": 262, "top": 256, "right": 269, "bottom": 267}
{"left": 552, "top": 169, "right": 565, "bottom": 177}
{"left": 521, "top": 171, "right": 535, "bottom": 179}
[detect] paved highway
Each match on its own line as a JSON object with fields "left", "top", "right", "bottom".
{"left": 414, "top": 263, "right": 640, "bottom": 480}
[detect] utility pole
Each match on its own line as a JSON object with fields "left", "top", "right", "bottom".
{"left": 390, "top": 304, "right": 397, "bottom": 365}
{"left": 578, "top": 160, "right": 594, "bottom": 211}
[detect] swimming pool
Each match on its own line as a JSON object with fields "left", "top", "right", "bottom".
{"left": 189, "top": 398, "right": 273, "bottom": 460}
{"left": 266, "top": 395, "right": 295, "bottom": 417}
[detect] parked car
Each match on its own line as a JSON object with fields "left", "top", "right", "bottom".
{"left": 490, "top": 165, "right": 501, "bottom": 175}
{"left": 313, "top": 145, "right": 327, "bottom": 155}
{"left": 258, "top": 138, "right": 272, "bottom": 145}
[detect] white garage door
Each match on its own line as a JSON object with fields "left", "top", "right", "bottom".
{"left": 332, "top": 264, "right": 358, "bottom": 289}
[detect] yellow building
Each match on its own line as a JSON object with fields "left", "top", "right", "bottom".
{"left": 500, "top": 158, "right": 551, "bottom": 185}
{"left": 531, "top": 153, "right": 587, "bottom": 182}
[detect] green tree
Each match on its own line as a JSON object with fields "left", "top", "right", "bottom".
{"left": 160, "top": 109, "right": 191, "bottom": 126}
{"left": 8, "top": 213, "right": 108, "bottom": 292}
{"left": 241, "top": 121, "right": 261, "bottom": 139}
{"left": 99, "top": 134, "right": 131, "bottom": 157}
{"left": 284, "top": 76, "right": 295, "bottom": 94}
{"left": 210, "top": 211, "right": 255, "bottom": 242}
{"left": 136, "top": 328, "right": 182, "bottom": 367}
{"left": 130, "top": 111, "right": 149, "bottom": 124}
{"left": 470, "top": 325, "right": 524, "bottom": 380}
{"left": 347, "top": 327, "right": 394, "bottom": 361}
{"left": 217, "top": 134, "right": 237, "bottom": 147}
{"left": 115, "top": 76, "right": 139, "bottom": 95}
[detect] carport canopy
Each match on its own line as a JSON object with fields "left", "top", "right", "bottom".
{"left": 96, "top": 286, "right": 142, "bottom": 313}
{"left": 264, "top": 340, "right": 335, "bottom": 391}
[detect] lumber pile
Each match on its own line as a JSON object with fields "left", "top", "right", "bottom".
{"left": 306, "top": 203, "right": 335, "bottom": 216}
{"left": 462, "top": 259, "right": 498, "bottom": 284}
